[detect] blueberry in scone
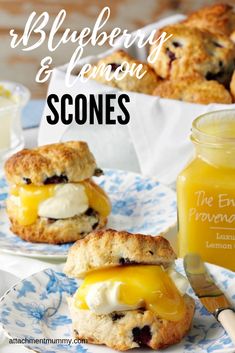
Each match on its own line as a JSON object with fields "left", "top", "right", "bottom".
{"left": 64, "top": 229, "right": 195, "bottom": 351}
{"left": 4, "top": 141, "right": 111, "bottom": 244}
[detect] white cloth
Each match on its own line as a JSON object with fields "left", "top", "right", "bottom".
{"left": 127, "top": 95, "right": 235, "bottom": 185}
{"left": 0, "top": 253, "right": 63, "bottom": 279}
{"left": 38, "top": 14, "right": 186, "bottom": 181}
{"left": 38, "top": 13, "right": 235, "bottom": 185}
{"left": 39, "top": 72, "right": 141, "bottom": 173}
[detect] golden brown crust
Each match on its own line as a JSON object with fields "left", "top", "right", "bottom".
{"left": 68, "top": 294, "right": 195, "bottom": 351}
{"left": 153, "top": 77, "right": 232, "bottom": 104}
{"left": 149, "top": 23, "right": 235, "bottom": 86}
{"left": 64, "top": 229, "right": 176, "bottom": 278}
{"left": 184, "top": 4, "right": 235, "bottom": 36}
{"left": 4, "top": 141, "right": 97, "bottom": 186}
{"left": 7, "top": 199, "right": 107, "bottom": 244}
{"left": 86, "top": 49, "right": 159, "bottom": 94}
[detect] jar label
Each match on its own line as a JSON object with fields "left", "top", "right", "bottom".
{"left": 188, "top": 190, "right": 235, "bottom": 251}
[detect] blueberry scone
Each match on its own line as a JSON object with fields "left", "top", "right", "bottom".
{"left": 86, "top": 50, "right": 159, "bottom": 94}
{"left": 4, "top": 141, "right": 111, "bottom": 244}
{"left": 153, "top": 77, "right": 232, "bottom": 104}
{"left": 64, "top": 229, "right": 195, "bottom": 351}
{"left": 149, "top": 23, "right": 235, "bottom": 86}
{"left": 183, "top": 3, "right": 235, "bottom": 37}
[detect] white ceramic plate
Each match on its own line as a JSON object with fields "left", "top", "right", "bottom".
{"left": 0, "top": 169, "right": 176, "bottom": 259}
{"left": 0, "top": 260, "right": 234, "bottom": 353}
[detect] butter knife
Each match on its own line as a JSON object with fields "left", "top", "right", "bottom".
{"left": 184, "top": 254, "right": 235, "bottom": 345}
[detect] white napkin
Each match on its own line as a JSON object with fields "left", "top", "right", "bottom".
{"left": 38, "top": 14, "right": 187, "bottom": 178}
{"left": 38, "top": 13, "right": 235, "bottom": 185}
{"left": 127, "top": 95, "right": 235, "bottom": 185}
{"left": 39, "top": 72, "right": 141, "bottom": 172}
{"left": 0, "top": 252, "right": 64, "bottom": 279}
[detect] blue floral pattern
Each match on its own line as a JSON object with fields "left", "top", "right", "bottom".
{"left": 0, "top": 260, "right": 234, "bottom": 353}
{"left": 0, "top": 169, "right": 176, "bottom": 258}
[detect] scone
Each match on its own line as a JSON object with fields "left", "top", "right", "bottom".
{"left": 86, "top": 50, "right": 159, "bottom": 94}
{"left": 153, "top": 77, "right": 232, "bottom": 104}
{"left": 4, "top": 141, "right": 111, "bottom": 244}
{"left": 64, "top": 229, "right": 195, "bottom": 351}
{"left": 183, "top": 3, "right": 235, "bottom": 37}
{"left": 149, "top": 23, "right": 235, "bottom": 86}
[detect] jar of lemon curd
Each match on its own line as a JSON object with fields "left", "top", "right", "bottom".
{"left": 177, "top": 110, "right": 235, "bottom": 271}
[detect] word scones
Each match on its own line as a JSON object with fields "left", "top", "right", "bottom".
{"left": 46, "top": 93, "right": 130, "bottom": 125}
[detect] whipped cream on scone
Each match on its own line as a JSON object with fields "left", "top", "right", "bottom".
{"left": 4, "top": 141, "right": 111, "bottom": 244}
{"left": 64, "top": 229, "right": 195, "bottom": 351}
{"left": 38, "top": 183, "right": 89, "bottom": 219}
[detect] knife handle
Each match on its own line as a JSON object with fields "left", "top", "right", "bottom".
{"left": 217, "top": 309, "right": 235, "bottom": 345}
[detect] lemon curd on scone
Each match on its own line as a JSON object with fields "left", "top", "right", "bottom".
{"left": 64, "top": 229, "right": 195, "bottom": 351}
{"left": 4, "top": 141, "right": 111, "bottom": 244}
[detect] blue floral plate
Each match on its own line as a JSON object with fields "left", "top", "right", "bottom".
{"left": 0, "top": 169, "right": 176, "bottom": 259}
{"left": 0, "top": 259, "right": 234, "bottom": 353}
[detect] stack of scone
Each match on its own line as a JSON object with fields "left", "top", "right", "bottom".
{"left": 4, "top": 141, "right": 111, "bottom": 244}
{"left": 64, "top": 229, "right": 195, "bottom": 351}
{"left": 86, "top": 3, "right": 235, "bottom": 104}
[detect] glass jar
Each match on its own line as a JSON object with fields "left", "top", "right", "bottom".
{"left": 0, "top": 81, "right": 30, "bottom": 173}
{"left": 177, "top": 110, "right": 235, "bottom": 271}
